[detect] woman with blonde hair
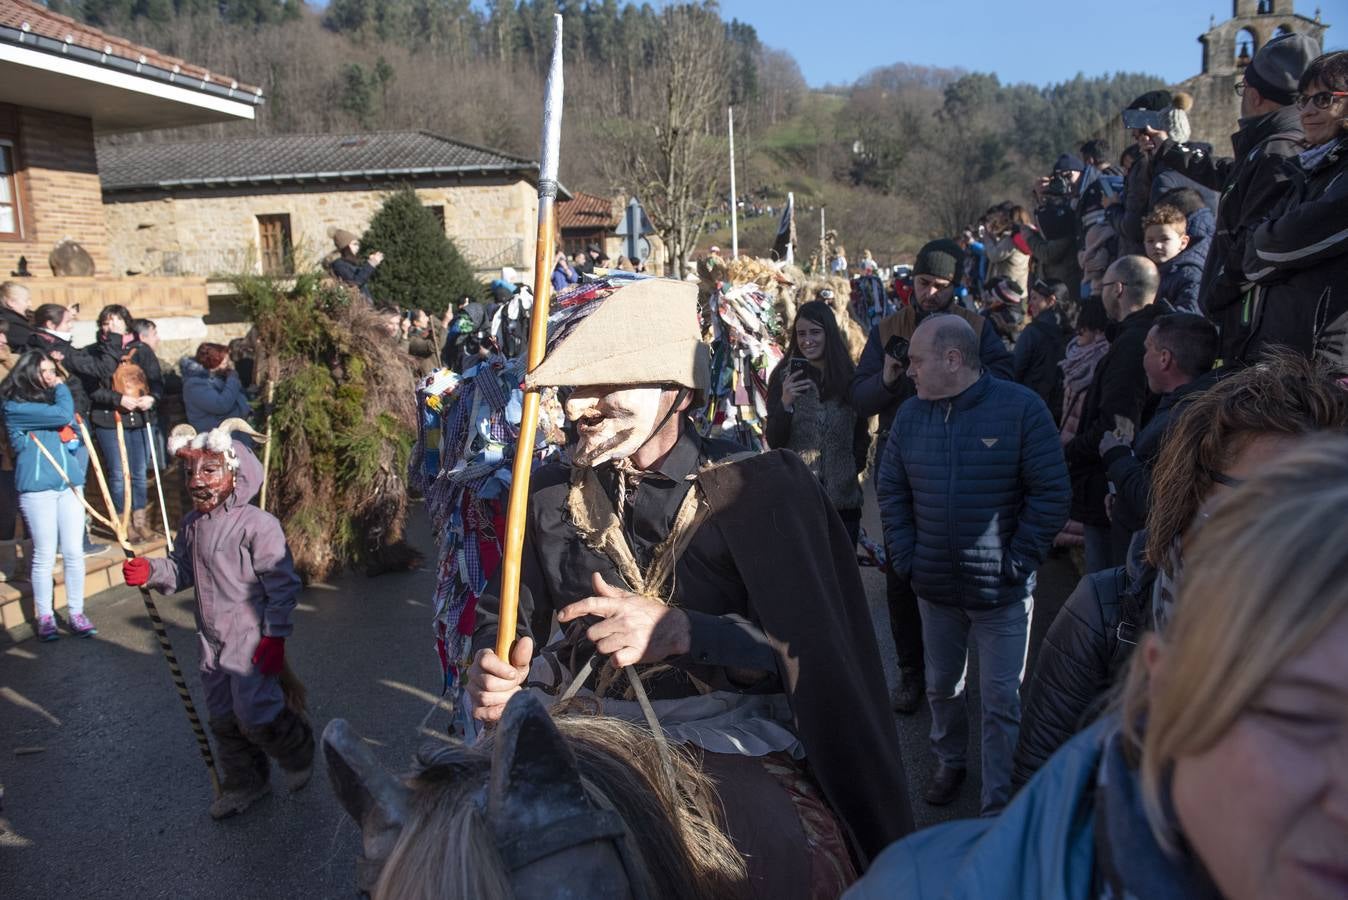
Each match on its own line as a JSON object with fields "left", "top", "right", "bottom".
{"left": 848, "top": 435, "right": 1348, "bottom": 899}
{"left": 1015, "top": 350, "right": 1348, "bottom": 784}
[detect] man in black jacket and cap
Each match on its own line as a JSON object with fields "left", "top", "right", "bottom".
{"left": 1156, "top": 32, "right": 1318, "bottom": 361}
{"left": 850, "top": 239, "right": 1014, "bottom": 714}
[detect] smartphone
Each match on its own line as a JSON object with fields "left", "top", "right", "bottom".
{"left": 1122, "top": 108, "right": 1164, "bottom": 131}
{"left": 788, "top": 357, "right": 820, "bottom": 387}
{"left": 884, "top": 334, "right": 910, "bottom": 366}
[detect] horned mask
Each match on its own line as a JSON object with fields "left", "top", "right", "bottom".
{"left": 167, "top": 418, "right": 268, "bottom": 513}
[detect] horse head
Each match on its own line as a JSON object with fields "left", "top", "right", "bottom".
{"left": 323, "top": 693, "right": 641, "bottom": 899}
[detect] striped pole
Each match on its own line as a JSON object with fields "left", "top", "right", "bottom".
{"left": 33, "top": 426, "right": 220, "bottom": 796}
{"left": 103, "top": 417, "right": 222, "bottom": 798}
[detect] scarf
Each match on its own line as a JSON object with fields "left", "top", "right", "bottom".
{"left": 1093, "top": 722, "right": 1221, "bottom": 900}
{"left": 1297, "top": 134, "right": 1343, "bottom": 171}
{"left": 565, "top": 461, "right": 708, "bottom": 601}
{"left": 1061, "top": 335, "right": 1110, "bottom": 396}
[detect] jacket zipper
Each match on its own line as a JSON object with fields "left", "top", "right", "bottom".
{"left": 943, "top": 401, "right": 961, "bottom": 605}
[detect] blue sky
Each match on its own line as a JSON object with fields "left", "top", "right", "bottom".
{"left": 719, "top": 0, "right": 1344, "bottom": 88}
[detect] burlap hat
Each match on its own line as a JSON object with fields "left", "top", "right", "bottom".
{"left": 525, "top": 278, "right": 709, "bottom": 391}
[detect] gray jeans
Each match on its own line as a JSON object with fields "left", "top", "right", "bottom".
{"left": 920, "top": 595, "right": 1033, "bottom": 815}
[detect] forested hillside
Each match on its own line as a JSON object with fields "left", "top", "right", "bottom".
{"left": 60, "top": 0, "right": 1165, "bottom": 264}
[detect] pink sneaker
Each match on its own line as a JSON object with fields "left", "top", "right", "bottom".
{"left": 37, "top": 615, "right": 59, "bottom": 642}
{"left": 68, "top": 613, "right": 98, "bottom": 638}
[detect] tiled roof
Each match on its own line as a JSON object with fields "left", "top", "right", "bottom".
{"left": 556, "top": 191, "right": 617, "bottom": 231}
{"left": 0, "top": 0, "right": 261, "bottom": 96}
{"left": 99, "top": 131, "right": 540, "bottom": 192}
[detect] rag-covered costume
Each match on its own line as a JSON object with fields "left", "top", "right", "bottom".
{"left": 472, "top": 278, "right": 913, "bottom": 896}
{"left": 140, "top": 431, "right": 313, "bottom": 807}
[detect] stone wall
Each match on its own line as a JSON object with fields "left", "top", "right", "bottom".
{"left": 0, "top": 104, "right": 110, "bottom": 276}
{"left": 103, "top": 177, "right": 541, "bottom": 285}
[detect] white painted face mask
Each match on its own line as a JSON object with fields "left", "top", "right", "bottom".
{"left": 565, "top": 385, "right": 669, "bottom": 468}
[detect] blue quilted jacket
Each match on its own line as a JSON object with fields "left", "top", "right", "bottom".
{"left": 878, "top": 372, "right": 1069, "bottom": 609}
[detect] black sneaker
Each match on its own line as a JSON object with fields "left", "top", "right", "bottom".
{"left": 923, "top": 764, "right": 967, "bottom": 806}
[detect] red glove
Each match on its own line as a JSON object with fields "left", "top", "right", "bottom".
{"left": 252, "top": 636, "right": 285, "bottom": 676}
{"left": 123, "top": 558, "right": 150, "bottom": 587}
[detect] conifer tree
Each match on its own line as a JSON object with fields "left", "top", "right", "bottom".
{"left": 359, "top": 188, "right": 484, "bottom": 315}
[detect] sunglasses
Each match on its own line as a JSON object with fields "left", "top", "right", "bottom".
{"left": 1295, "top": 90, "right": 1348, "bottom": 110}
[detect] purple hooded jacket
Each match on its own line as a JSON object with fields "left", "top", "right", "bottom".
{"left": 146, "top": 440, "right": 300, "bottom": 675}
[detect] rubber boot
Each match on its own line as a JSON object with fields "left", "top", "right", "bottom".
{"left": 208, "top": 716, "right": 271, "bottom": 820}
{"left": 242, "top": 706, "right": 315, "bottom": 794}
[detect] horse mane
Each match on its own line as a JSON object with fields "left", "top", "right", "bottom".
{"left": 374, "top": 706, "right": 748, "bottom": 900}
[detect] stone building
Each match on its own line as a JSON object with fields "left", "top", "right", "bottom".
{"left": 0, "top": 0, "right": 259, "bottom": 638}
{"left": 99, "top": 132, "right": 561, "bottom": 288}
{"left": 1180, "top": 1, "right": 1329, "bottom": 148}
{"left": 0, "top": 0, "right": 259, "bottom": 351}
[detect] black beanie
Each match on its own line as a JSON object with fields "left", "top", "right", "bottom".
{"left": 1245, "top": 33, "right": 1319, "bottom": 107}
{"left": 1127, "top": 90, "right": 1172, "bottom": 112}
{"left": 915, "top": 239, "right": 963, "bottom": 281}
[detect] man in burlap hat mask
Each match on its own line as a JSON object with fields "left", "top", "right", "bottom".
{"left": 466, "top": 277, "right": 914, "bottom": 891}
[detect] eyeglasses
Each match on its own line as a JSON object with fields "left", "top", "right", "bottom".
{"left": 1099, "top": 280, "right": 1131, "bottom": 290}
{"left": 1295, "top": 90, "right": 1348, "bottom": 110}
{"left": 1233, "top": 80, "right": 1246, "bottom": 97}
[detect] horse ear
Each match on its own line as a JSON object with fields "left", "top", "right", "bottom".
{"left": 487, "top": 692, "right": 591, "bottom": 838}
{"left": 322, "top": 719, "right": 412, "bottom": 890}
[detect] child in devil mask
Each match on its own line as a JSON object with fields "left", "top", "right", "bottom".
{"left": 123, "top": 418, "right": 312, "bottom": 819}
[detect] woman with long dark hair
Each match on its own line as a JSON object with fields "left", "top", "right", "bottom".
{"left": 2, "top": 350, "right": 94, "bottom": 640}
{"left": 765, "top": 300, "right": 870, "bottom": 545}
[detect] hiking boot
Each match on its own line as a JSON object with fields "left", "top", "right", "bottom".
{"left": 36, "top": 615, "right": 59, "bottom": 642}
{"left": 923, "top": 764, "right": 967, "bottom": 806}
{"left": 208, "top": 782, "right": 272, "bottom": 820}
{"left": 283, "top": 764, "right": 313, "bottom": 793}
{"left": 891, "top": 677, "right": 924, "bottom": 715}
{"left": 68, "top": 613, "right": 98, "bottom": 638}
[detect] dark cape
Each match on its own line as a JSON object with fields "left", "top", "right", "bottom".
{"left": 475, "top": 446, "right": 914, "bottom": 865}
{"left": 697, "top": 451, "right": 915, "bottom": 862}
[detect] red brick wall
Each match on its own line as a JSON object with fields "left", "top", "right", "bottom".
{"left": 0, "top": 103, "right": 110, "bottom": 277}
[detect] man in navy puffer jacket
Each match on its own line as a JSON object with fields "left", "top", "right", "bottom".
{"left": 878, "top": 314, "right": 1069, "bottom": 815}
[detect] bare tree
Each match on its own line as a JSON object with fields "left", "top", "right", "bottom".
{"left": 600, "top": 3, "right": 728, "bottom": 278}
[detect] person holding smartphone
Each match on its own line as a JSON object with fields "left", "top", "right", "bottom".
{"left": 766, "top": 301, "right": 869, "bottom": 547}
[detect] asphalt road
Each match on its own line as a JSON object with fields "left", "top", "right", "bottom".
{"left": 0, "top": 497, "right": 1080, "bottom": 898}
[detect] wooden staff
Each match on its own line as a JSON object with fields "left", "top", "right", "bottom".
{"left": 259, "top": 380, "right": 275, "bottom": 512}
{"left": 496, "top": 13, "right": 564, "bottom": 661}
{"left": 99, "top": 414, "right": 220, "bottom": 797}
{"left": 143, "top": 417, "right": 173, "bottom": 552}
{"left": 114, "top": 412, "right": 132, "bottom": 540}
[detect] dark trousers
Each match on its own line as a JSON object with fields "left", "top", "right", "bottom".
{"left": 886, "top": 568, "right": 924, "bottom": 679}
{"left": 838, "top": 507, "right": 861, "bottom": 549}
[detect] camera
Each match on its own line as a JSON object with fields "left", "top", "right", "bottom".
{"left": 884, "top": 334, "right": 910, "bottom": 367}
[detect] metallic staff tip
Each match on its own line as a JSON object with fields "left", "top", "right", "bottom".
{"left": 538, "top": 14, "right": 564, "bottom": 193}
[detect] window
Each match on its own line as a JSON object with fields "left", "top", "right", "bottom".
{"left": 0, "top": 141, "right": 21, "bottom": 238}
{"left": 256, "top": 214, "right": 293, "bottom": 276}
{"left": 425, "top": 204, "right": 446, "bottom": 231}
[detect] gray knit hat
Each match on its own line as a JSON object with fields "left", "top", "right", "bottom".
{"left": 1159, "top": 93, "right": 1194, "bottom": 145}
{"left": 914, "top": 239, "right": 964, "bottom": 282}
{"left": 1245, "top": 32, "right": 1320, "bottom": 106}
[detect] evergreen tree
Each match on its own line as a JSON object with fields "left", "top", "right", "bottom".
{"left": 359, "top": 188, "right": 484, "bottom": 316}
